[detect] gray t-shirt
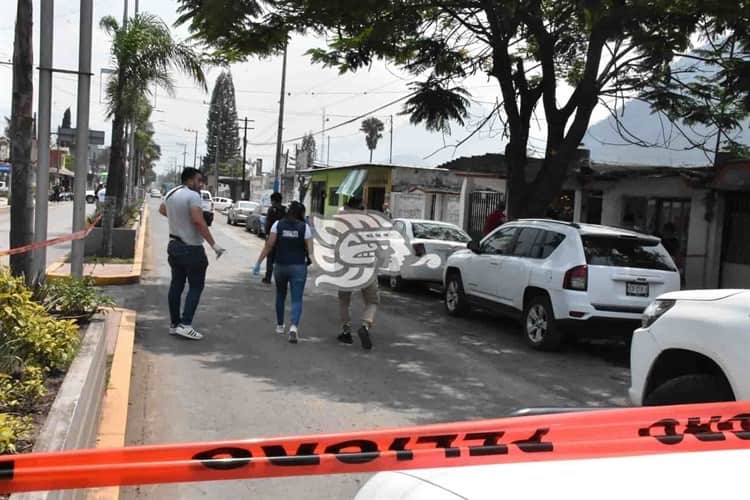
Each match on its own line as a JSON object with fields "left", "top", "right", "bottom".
{"left": 165, "top": 186, "right": 203, "bottom": 246}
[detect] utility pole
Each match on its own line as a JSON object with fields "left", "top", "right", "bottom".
{"left": 177, "top": 142, "right": 187, "bottom": 169}
{"left": 327, "top": 136, "right": 331, "bottom": 167}
{"left": 212, "top": 104, "right": 222, "bottom": 196}
{"left": 273, "top": 43, "right": 288, "bottom": 193}
{"left": 237, "top": 117, "right": 255, "bottom": 200}
{"left": 71, "top": 0, "right": 93, "bottom": 278}
{"left": 320, "top": 108, "right": 326, "bottom": 163}
{"left": 33, "top": 0, "right": 54, "bottom": 279}
{"left": 185, "top": 128, "right": 198, "bottom": 168}
{"left": 389, "top": 114, "right": 393, "bottom": 164}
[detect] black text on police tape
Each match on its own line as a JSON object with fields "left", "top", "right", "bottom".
{"left": 192, "top": 428, "right": 554, "bottom": 470}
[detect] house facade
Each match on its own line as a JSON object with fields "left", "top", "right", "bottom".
{"left": 441, "top": 153, "right": 750, "bottom": 290}
{"left": 299, "top": 164, "right": 461, "bottom": 220}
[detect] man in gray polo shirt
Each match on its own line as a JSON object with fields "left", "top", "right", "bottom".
{"left": 159, "top": 168, "right": 225, "bottom": 340}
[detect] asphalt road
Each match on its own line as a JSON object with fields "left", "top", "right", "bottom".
{"left": 0, "top": 200, "right": 96, "bottom": 268}
{"left": 117, "top": 198, "right": 631, "bottom": 500}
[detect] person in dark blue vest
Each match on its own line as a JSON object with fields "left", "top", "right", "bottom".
{"left": 254, "top": 202, "right": 313, "bottom": 343}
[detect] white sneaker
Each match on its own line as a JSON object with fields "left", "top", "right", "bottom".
{"left": 169, "top": 325, "right": 179, "bottom": 335}
{"left": 275, "top": 324, "right": 285, "bottom": 335}
{"left": 174, "top": 325, "right": 203, "bottom": 340}
{"left": 288, "top": 325, "right": 299, "bottom": 344}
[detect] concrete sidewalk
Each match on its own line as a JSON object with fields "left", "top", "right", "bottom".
{"left": 46, "top": 205, "right": 149, "bottom": 285}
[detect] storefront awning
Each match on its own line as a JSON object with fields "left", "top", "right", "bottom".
{"left": 336, "top": 169, "right": 368, "bottom": 197}
{"left": 58, "top": 167, "right": 75, "bottom": 177}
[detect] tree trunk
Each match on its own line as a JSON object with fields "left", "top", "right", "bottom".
{"left": 102, "top": 108, "right": 126, "bottom": 257}
{"left": 10, "top": 0, "right": 34, "bottom": 282}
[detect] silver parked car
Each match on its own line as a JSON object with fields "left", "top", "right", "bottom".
{"left": 227, "top": 200, "right": 260, "bottom": 226}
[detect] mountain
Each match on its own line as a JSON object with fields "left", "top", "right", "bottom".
{"left": 585, "top": 50, "right": 749, "bottom": 167}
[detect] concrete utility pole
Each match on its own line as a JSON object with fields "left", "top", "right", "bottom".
{"left": 273, "top": 43, "right": 288, "bottom": 193}
{"left": 320, "top": 108, "right": 326, "bottom": 163}
{"left": 239, "top": 117, "right": 254, "bottom": 200}
{"left": 33, "top": 0, "right": 54, "bottom": 279}
{"left": 177, "top": 142, "right": 188, "bottom": 169}
{"left": 389, "top": 114, "right": 393, "bottom": 164}
{"left": 185, "top": 128, "right": 198, "bottom": 168}
{"left": 213, "top": 108, "right": 221, "bottom": 196}
{"left": 71, "top": 0, "right": 93, "bottom": 278}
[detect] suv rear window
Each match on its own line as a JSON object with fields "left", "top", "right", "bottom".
{"left": 412, "top": 223, "right": 471, "bottom": 243}
{"left": 582, "top": 235, "right": 676, "bottom": 271}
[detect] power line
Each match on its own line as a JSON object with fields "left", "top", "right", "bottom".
{"left": 249, "top": 91, "right": 417, "bottom": 146}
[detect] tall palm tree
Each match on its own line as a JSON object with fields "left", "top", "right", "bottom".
{"left": 360, "top": 117, "right": 384, "bottom": 163}
{"left": 100, "top": 13, "right": 206, "bottom": 256}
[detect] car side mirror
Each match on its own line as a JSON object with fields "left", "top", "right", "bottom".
{"left": 468, "top": 240, "right": 481, "bottom": 254}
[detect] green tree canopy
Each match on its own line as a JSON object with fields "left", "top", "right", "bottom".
{"left": 176, "top": 0, "right": 722, "bottom": 217}
{"left": 204, "top": 70, "right": 240, "bottom": 172}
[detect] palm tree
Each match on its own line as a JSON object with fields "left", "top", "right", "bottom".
{"left": 360, "top": 117, "right": 385, "bottom": 163}
{"left": 100, "top": 13, "right": 206, "bottom": 256}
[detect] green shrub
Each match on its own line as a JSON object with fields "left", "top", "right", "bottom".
{"left": 0, "top": 413, "right": 32, "bottom": 454}
{"left": 0, "top": 268, "right": 80, "bottom": 455}
{"left": 0, "top": 366, "right": 45, "bottom": 413}
{"left": 33, "top": 276, "right": 115, "bottom": 321}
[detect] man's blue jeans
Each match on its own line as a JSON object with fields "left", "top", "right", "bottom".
{"left": 274, "top": 264, "right": 307, "bottom": 327}
{"left": 168, "top": 241, "right": 208, "bottom": 327}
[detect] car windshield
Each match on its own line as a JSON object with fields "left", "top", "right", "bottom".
{"left": 201, "top": 192, "right": 211, "bottom": 200}
{"left": 411, "top": 222, "right": 471, "bottom": 242}
{"left": 238, "top": 202, "right": 255, "bottom": 210}
{"left": 582, "top": 235, "right": 676, "bottom": 271}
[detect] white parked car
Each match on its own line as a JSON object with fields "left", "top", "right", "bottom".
{"left": 630, "top": 289, "right": 749, "bottom": 406}
{"left": 227, "top": 200, "right": 260, "bottom": 226}
{"left": 200, "top": 190, "right": 214, "bottom": 226}
{"left": 443, "top": 219, "right": 681, "bottom": 350}
{"left": 149, "top": 188, "right": 161, "bottom": 198}
{"left": 213, "top": 196, "right": 233, "bottom": 213}
{"left": 379, "top": 219, "right": 472, "bottom": 290}
{"left": 354, "top": 448, "right": 750, "bottom": 499}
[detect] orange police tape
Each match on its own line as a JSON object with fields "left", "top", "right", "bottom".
{"left": 0, "top": 215, "right": 102, "bottom": 257}
{"left": 2, "top": 401, "right": 750, "bottom": 493}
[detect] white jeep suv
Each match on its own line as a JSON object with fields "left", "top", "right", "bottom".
{"left": 443, "top": 219, "right": 681, "bottom": 350}
{"left": 630, "top": 289, "right": 749, "bottom": 406}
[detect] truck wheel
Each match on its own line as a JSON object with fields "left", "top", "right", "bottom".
{"left": 86, "top": 195, "right": 95, "bottom": 204}
{"left": 523, "top": 295, "right": 561, "bottom": 351}
{"left": 644, "top": 374, "right": 734, "bottom": 406}
{"left": 444, "top": 273, "right": 469, "bottom": 316}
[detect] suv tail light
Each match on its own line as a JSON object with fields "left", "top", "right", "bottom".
{"left": 413, "top": 243, "right": 426, "bottom": 257}
{"left": 563, "top": 265, "right": 588, "bottom": 291}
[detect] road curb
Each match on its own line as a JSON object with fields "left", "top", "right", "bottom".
{"left": 86, "top": 308, "right": 136, "bottom": 500}
{"left": 45, "top": 204, "right": 149, "bottom": 285}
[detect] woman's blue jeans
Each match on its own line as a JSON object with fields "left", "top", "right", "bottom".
{"left": 274, "top": 264, "right": 307, "bottom": 327}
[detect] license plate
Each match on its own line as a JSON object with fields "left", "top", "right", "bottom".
{"left": 626, "top": 282, "right": 649, "bottom": 297}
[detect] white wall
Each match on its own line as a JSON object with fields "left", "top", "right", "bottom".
{"left": 391, "top": 192, "right": 425, "bottom": 219}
